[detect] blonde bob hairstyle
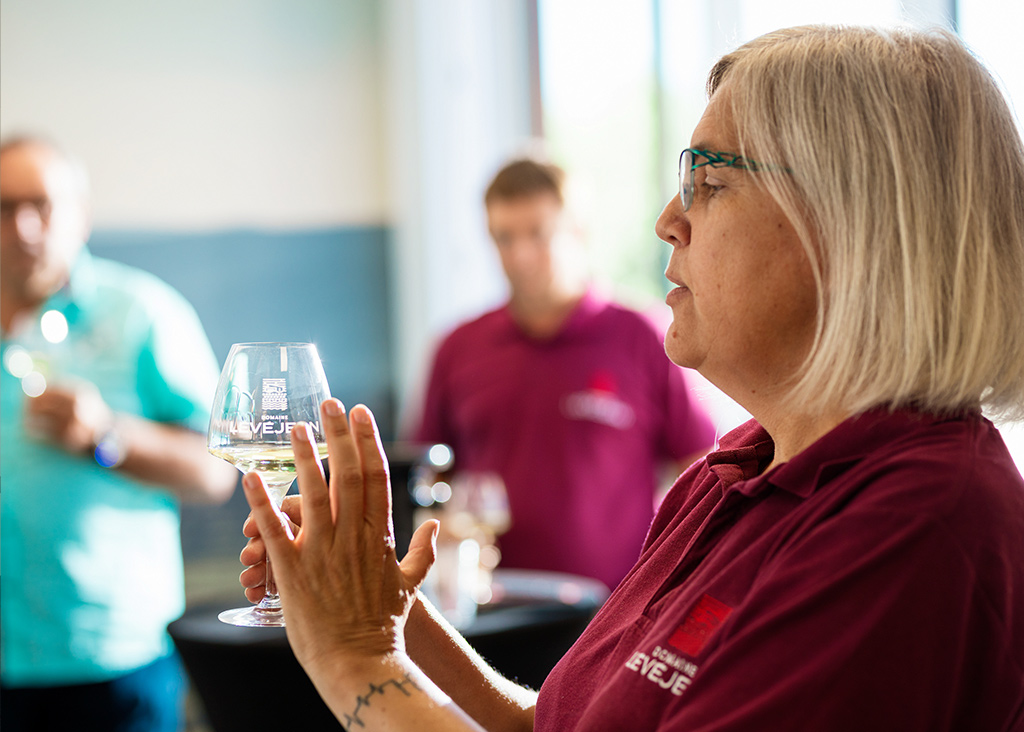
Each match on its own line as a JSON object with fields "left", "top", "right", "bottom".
{"left": 708, "top": 25, "right": 1024, "bottom": 421}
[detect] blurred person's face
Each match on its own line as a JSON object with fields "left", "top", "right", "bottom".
{"left": 487, "top": 192, "right": 585, "bottom": 301}
{"left": 0, "top": 143, "right": 89, "bottom": 308}
{"left": 656, "top": 85, "right": 818, "bottom": 400}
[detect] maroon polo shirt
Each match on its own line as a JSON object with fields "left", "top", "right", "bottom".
{"left": 414, "top": 290, "right": 715, "bottom": 590}
{"left": 535, "top": 408, "right": 1024, "bottom": 731}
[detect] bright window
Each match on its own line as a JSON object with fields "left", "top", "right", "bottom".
{"left": 537, "top": 3, "right": 662, "bottom": 308}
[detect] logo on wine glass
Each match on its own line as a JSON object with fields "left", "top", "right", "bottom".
{"left": 262, "top": 378, "right": 288, "bottom": 411}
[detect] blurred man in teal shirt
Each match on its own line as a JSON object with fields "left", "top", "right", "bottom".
{"left": 0, "top": 136, "right": 237, "bottom": 731}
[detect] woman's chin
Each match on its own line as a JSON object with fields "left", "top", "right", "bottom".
{"left": 664, "top": 329, "right": 701, "bottom": 369}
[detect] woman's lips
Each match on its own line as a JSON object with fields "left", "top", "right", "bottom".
{"left": 666, "top": 285, "right": 690, "bottom": 306}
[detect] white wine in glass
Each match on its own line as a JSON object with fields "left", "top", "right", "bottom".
{"left": 208, "top": 342, "right": 331, "bottom": 627}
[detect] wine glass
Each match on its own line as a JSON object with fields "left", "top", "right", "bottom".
{"left": 448, "top": 471, "right": 511, "bottom": 604}
{"left": 419, "top": 470, "right": 510, "bottom": 626}
{"left": 208, "top": 342, "right": 331, "bottom": 627}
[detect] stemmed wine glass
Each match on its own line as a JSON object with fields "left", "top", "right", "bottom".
{"left": 420, "top": 470, "right": 510, "bottom": 626}
{"left": 208, "top": 342, "right": 331, "bottom": 627}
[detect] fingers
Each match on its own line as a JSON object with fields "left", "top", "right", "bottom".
{"left": 240, "top": 562, "right": 266, "bottom": 591}
{"left": 23, "top": 392, "right": 66, "bottom": 435}
{"left": 323, "top": 399, "right": 363, "bottom": 548}
{"left": 244, "top": 586, "right": 266, "bottom": 604}
{"left": 241, "top": 472, "right": 296, "bottom": 570}
{"left": 290, "top": 420, "right": 331, "bottom": 546}
{"left": 239, "top": 537, "right": 268, "bottom": 603}
{"left": 24, "top": 384, "right": 111, "bottom": 453}
{"left": 242, "top": 495, "right": 302, "bottom": 539}
{"left": 24, "top": 388, "right": 66, "bottom": 415}
{"left": 350, "top": 405, "right": 393, "bottom": 542}
{"left": 399, "top": 520, "right": 439, "bottom": 591}
{"left": 280, "top": 495, "right": 303, "bottom": 526}
{"left": 240, "top": 534, "right": 265, "bottom": 566}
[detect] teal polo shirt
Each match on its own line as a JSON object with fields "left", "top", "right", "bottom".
{"left": 1, "top": 248, "right": 222, "bottom": 686}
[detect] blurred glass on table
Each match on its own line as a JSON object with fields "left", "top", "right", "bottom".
{"left": 413, "top": 469, "right": 511, "bottom": 627}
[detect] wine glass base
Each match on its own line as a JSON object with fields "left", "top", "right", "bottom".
{"left": 218, "top": 605, "right": 286, "bottom": 627}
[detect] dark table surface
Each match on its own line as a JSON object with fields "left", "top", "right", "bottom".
{"left": 170, "top": 569, "right": 609, "bottom": 731}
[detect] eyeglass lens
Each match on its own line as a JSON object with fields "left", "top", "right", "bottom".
{"left": 679, "top": 149, "right": 694, "bottom": 211}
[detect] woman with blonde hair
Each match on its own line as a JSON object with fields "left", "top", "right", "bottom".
{"left": 238, "top": 25, "right": 1024, "bottom": 731}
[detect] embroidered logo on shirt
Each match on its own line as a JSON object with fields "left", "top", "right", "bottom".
{"left": 668, "top": 593, "right": 733, "bottom": 657}
{"left": 625, "top": 645, "right": 699, "bottom": 696}
{"left": 560, "top": 370, "right": 635, "bottom": 429}
{"left": 623, "top": 594, "right": 733, "bottom": 697}
{"left": 587, "top": 370, "right": 618, "bottom": 394}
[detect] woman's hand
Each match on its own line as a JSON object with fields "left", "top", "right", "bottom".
{"left": 240, "top": 400, "right": 532, "bottom": 731}
{"left": 241, "top": 399, "right": 440, "bottom": 679}
{"left": 239, "top": 495, "right": 301, "bottom": 603}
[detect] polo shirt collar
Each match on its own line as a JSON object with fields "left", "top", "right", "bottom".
{"left": 503, "top": 287, "right": 604, "bottom": 341}
{"left": 710, "top": 407, "right": 975, "bottom": 500}
{"left": 558, "top": 288, "right": 606, "bottom": 336}
{"left": 704, "top": 419, "right": 774, "bottom": 491}
{"left": 764, "top": 407, "right": 969, "bottom": 499}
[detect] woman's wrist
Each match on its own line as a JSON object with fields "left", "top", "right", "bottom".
{"left": 300, "top": 629, "right": 405, "bottom": 687}
{"left": 307, "top": 649, "right": 463, "bottom": 729}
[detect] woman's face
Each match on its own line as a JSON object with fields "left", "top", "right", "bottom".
{"left": 656, "top": 86, "right": 818, "bottom": 406}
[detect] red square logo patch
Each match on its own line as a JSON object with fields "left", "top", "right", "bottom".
{"left": 668, "top": 593, "right": 733, "bottom": 657}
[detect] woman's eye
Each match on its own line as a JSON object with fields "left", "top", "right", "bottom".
{"left": 697, "top": 179, "right": 725, "bottom": 201}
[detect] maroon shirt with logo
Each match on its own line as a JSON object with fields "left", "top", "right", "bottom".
{"left": 414, "top": 290, "right": 715, "bottom": 589}
{"left": 536, "top": 408, "right": 1024, "bottom": 731}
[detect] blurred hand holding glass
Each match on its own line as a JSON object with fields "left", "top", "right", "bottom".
{"left": 207, "top": 342, "right": 330, "bottom": 627}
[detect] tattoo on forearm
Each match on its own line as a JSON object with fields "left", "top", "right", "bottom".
{"left": 342, "top": 673, "right": 423, "bottom": 729}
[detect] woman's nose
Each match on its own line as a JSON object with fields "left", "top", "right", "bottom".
{"left": 655, "top": 194, "right": 689, "bottom": 248}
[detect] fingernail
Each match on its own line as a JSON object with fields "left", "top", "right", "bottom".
{"left": 325, "top": 399, "right": 344, "bottom": 417}
{"left": 242, "top": 473, "right": 260, "bottom": 491}
{"left": 303, "top": 422, "right": 315, "bottom": 443}
{"left": 290, "top": 424, "right": 308, "bottom": 444}
{"left": 352, "top": 406, "right": 371, "bottom": 424}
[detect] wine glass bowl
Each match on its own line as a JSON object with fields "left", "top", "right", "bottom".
{"left": 208, "top": 342, "right": 331, "bottom": 627}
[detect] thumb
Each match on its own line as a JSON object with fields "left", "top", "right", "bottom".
{"left": 399, "top": 519, "right": 439, "bottom": 590}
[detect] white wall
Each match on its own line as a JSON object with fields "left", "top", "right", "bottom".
{"left": 0, "top": 0, "right": 387, "bottom": 229}
{"left": 383, "top": 0, "right": 535, "bottom": 417}
{"left": 1, "top": 0, "right": 537, "bottom": 420}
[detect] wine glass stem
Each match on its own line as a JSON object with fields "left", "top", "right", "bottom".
{"left": 256, "top": 484, "right": 291, "bottom": 615}
{"left": 260, "top": 557, "right": 281, "bottom": 611}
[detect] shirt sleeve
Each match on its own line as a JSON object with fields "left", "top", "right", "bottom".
{"left": 134, "top": 282, "right": 222, "bottom": 433}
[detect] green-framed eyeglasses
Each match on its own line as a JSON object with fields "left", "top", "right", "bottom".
{"left": 678, "top": 148, "right": 786, "bottom": 211}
